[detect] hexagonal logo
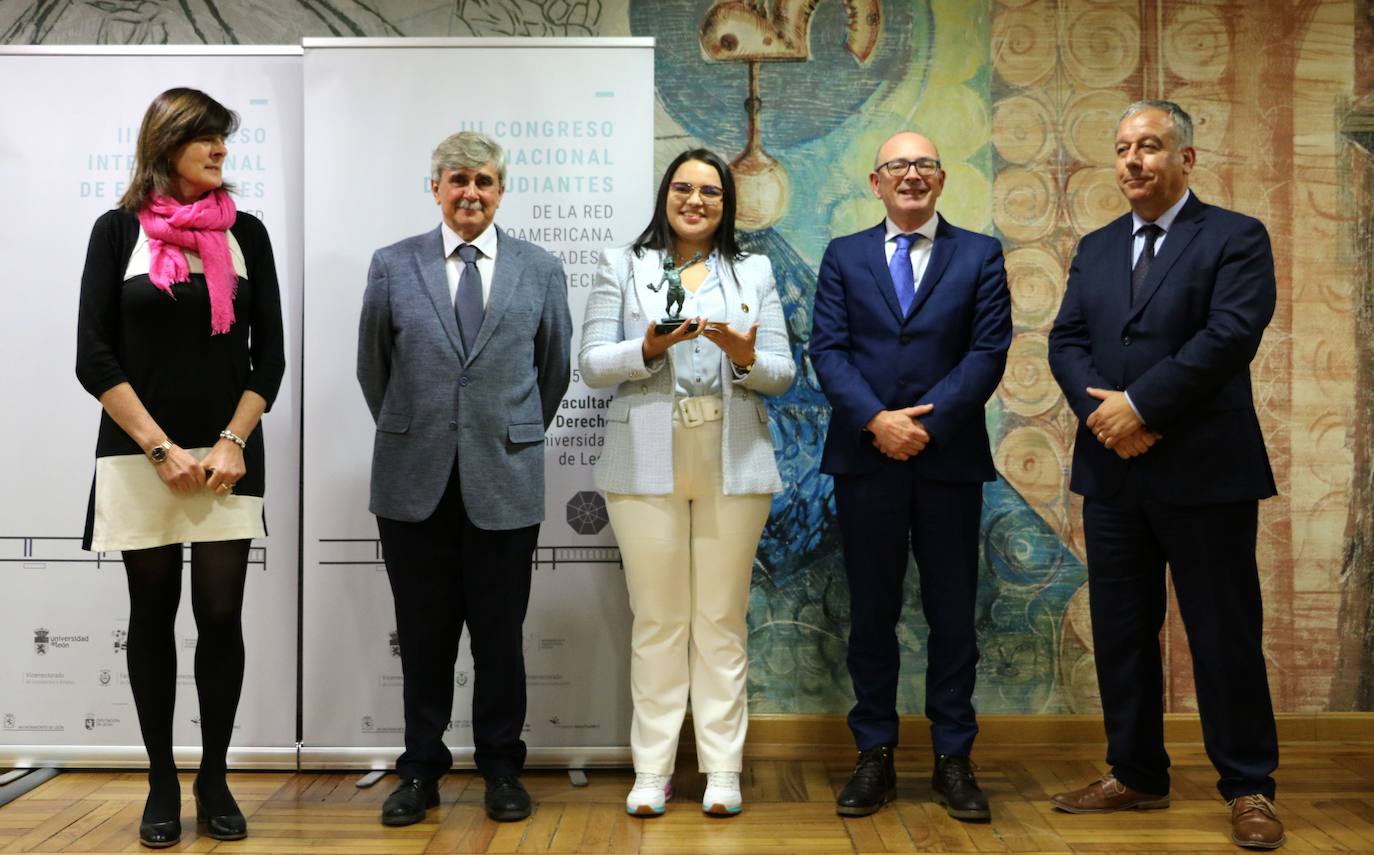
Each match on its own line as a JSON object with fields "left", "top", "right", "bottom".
{"left": 566, "top": 490, "right": 609, "bottom": 535}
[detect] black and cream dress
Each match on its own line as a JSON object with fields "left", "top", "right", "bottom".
{"left": 76, "top": 208, "right": 285, "bottom": 552}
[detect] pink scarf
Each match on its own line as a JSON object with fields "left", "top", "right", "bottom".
{"left": 138, "top": 189, "right": 239, "bottom": 334}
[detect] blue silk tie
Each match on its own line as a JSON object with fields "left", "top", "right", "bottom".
{"left": 890, "top": 232, "right": 918, "bottom": 316}
{"left": 455, "top": 243, "right": 484, "bottom": 353}
{"left": 1131, "top": 223, "right": 1162, "bottom": 306}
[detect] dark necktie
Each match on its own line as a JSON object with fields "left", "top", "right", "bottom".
{"left": 890, "top": 232, "right": 919, "bottom": 315}
{"left": 1131, "top": 224, "right": 1162, "bottom": 305}
{"left": 454, "top": 243, "right": 484, "bottom": 352}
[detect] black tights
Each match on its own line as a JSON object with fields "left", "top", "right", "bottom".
{"left": 122, "top": 540, "right": 249, "bottom": 821}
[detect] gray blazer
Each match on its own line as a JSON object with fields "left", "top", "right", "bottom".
{"left": 357, "top": 225, "right": 572, "bottom": 528}
{"left": 579, "top": 245, "right": 794, "bottom": 495}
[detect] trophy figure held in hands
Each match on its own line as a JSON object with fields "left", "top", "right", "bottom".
{"left": 647, "top": 252, "right": 702, "bottom": 332}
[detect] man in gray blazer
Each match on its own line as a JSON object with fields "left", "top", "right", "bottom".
{"left": 357, "top": 131, "right": 572, "bottom": 826}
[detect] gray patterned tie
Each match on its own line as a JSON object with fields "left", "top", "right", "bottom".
{"left": 1131, "top": 224, "right": 1162, "bottom": 305}
{"left": 454, "top": 243, "right": 484, "bottom": 352}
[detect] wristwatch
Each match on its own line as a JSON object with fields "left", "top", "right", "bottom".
{"left": 148, "top": 440, "right": 173, "bottom": 465}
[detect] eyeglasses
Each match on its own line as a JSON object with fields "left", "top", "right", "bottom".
{"left": 668, "top": 181, "right": 724, "bottom": 203}
{"left": 877, "top": 157, "right": 942, "bottom": 178}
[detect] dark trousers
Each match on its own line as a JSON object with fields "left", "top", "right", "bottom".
{"left": 1082, "top": 466, "right": 1278, "bottom": 800}
{"left": 834, "top": 465, "right": 983, "bottom": 756}
{"left": 376, "top": 459, "right": 539, "bottom": 782}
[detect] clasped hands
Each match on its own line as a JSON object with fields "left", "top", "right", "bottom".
{"left": 155, "top": 439, "right": 245, "bottom": 496}
{"left": 1085, "top": 387, "right": 1161, "bottom": 459}
{"left": 642, "top": 318, "right": 759, "bottom": 369}
{"left": 865, "top": 404, "right": 935, "bottom": 462}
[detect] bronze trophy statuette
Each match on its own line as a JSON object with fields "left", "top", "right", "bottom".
{"left": 648, "top": 252, "right": 704, "bottom": 334}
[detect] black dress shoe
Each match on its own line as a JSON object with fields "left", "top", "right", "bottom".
{"left": 931, "top": 754, "right": 990, "bottom": 821}
{"left": 836, "top": 745, "right": 897, "bottom": 816}
{"left": 138, "top": 818, "right": 181, "bottom": 849}
{"left": 193, "top": 779, "right": 248, "bottom": 840}
{"left": 381, "top": 777, "right": 440, "bottom": 827}
{"left": 138, "top": 778, "right": 181, "bottom": 849}
{"left": 484, "top": 775, "right": 532, "bottom": 821}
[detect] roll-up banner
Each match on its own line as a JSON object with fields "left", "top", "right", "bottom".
{"left": 300, "top": 38, "right": 653, "bottom": 767}
{"left": 0, "top": 47, "right": 303, "bottom": 767}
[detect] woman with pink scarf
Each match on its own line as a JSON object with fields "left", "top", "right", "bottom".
{"left": 75, "top": 88, "right": 284, "bottom": 849}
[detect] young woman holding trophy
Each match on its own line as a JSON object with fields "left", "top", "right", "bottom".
{"left": 579, "top": 148, "right": 794, "bottom": 818}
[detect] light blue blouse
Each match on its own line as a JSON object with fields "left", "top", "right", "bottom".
{"left": 668, "top": 253, "right": 728, "bottom": 398}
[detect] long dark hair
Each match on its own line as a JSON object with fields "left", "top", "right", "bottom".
{"left": 118, "top": 87, "right": 239, "bottom": 211}
{"left": 632, "top": 148, "right": 744, "bottom": 267}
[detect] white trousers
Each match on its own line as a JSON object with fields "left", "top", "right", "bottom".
{"left": 607, "top": 409, "right": 772, "bottom": 774}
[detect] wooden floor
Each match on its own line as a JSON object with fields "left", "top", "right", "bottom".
{"left": 3, "top": 743, "right": 1373, "bottom": 853}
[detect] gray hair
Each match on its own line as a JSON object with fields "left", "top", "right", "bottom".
{"left": 1119, "top": 100, "right": 1194, "bottom": 149}
{"left": 430, "top": 131, "right": 506, "bottom": 185}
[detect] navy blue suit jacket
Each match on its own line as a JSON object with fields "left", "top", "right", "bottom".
{"left": 810, "top": 217, "right": 1011, "bottom": 482}
{"left": 1047, "top": 193, "right": 1277, "bottom": 505}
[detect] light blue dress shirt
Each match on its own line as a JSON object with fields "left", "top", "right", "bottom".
{"left": 1124, "top": 189, "right": 1191, "bottom": 422}
{"left": 1130, "top": 188, "right": 1190, "bottom": 264}
{"left": 669, "top": 253, "right": 728, "bottom": 398}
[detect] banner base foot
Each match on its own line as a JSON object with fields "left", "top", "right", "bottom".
{"left": 355, "top": 770, "right": 388, "bottom": 788}
{"left": 0, "top": 767, "right": 58, "bottom": 808}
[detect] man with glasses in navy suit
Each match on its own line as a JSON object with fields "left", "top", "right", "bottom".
{"left": 810, "top": 131, "right": 1011, "bottom": 822}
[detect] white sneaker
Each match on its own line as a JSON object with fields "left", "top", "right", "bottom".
{"left": 626, "top": 772, "right": 672, "bottom": 816}
{"left": 702, "top": 771, "right": 742, "bottom": 815}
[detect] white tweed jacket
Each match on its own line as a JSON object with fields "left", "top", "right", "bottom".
{"left": 578, "top": 245, "right": 795, "bottom": 495}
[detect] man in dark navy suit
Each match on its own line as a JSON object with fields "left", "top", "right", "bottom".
{"left": 1047, "top": 100, "right": 1284, "bottom": 850}
{"left": 810, "top": 131, "right": 1011, "bottom": 821}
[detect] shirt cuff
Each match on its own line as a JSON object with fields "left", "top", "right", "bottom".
{"left": 1124, "top": 390, "right": 1145, "bottom": 424}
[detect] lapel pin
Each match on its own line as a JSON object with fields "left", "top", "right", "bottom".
{"left": 741, "top": 302, "right": 749, "bottom": 313}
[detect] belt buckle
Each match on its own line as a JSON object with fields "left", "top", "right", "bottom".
{"left": 677, "top": 397, "right": 704, "bottom": 427}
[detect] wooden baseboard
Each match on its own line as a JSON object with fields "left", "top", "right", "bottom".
{"left": 680, "top": 713, "right": 1374, "bottom": 756}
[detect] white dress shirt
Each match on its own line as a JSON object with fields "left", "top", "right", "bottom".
{"left": 125, "top": 227, "right": 247, "bottom": 281}
{"left": 441, "top": 220, "right": 498, "bottom": 307}
{"left": 882, "top": 211, "right": 941, "bottom": 293}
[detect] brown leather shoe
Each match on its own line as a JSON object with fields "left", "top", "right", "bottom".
{"left": 1229, "top": 794, "right": 1285, "bottom": 849}
{"left": 1050, "top": 774, "right": 1170, "bottom": 813}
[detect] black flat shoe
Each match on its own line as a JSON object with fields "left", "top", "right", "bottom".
{"left": 836, "top": 745, "right": 897, "bottom": 817}
{"left": 193, "top": 779, "right": 248, "bottom": 840}
{"left": 931, "top": 754, "right": 990, "bottom": 822}
{"left": 484, "top": 776, "right": 532, "bottom": 822}
{"left": 138, "top": 818, "right": 181, "bottom": 849}
{"left": 381, "top": 777, "right": 440, "bottom": 827}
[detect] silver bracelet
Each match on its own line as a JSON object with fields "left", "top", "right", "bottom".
{"left": 219, "top": 429, "right": 247, "bottom": 449}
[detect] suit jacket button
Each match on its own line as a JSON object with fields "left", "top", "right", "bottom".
{"left": 1121, "top": 335, "right": 1132, "bottom": 346}
{"left": 900, "top": 334, "right": 911, "bottom": 344}
{"left": 460, "top": 376, "right": 470, "bottom": 386}
{"left": 449, "top": 421, "right": 457, "bottom": 430}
